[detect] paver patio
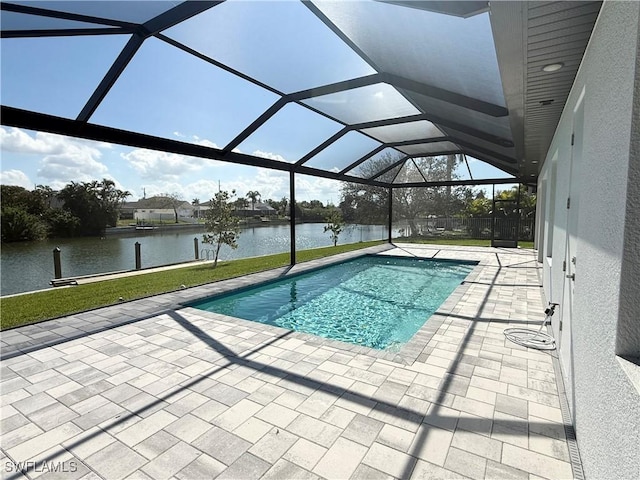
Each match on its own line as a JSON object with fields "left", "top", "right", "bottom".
{"left": 0, "top": 244, "right": 580, "bottom": 479}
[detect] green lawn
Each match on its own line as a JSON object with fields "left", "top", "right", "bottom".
{"left": 0, "top": 241, "right": 385, "bottom": 330}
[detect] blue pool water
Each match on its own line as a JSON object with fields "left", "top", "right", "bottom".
{"left": 190, "top": 255, "right": 476, "bottom": 350}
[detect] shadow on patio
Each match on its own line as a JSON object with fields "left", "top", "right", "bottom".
{"left": 2, "top": 248, "right": 578, "bottom": 479}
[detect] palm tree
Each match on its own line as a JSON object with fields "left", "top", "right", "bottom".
{"left": 246, "top": 191, "right": 261, "bottom": 211}
{"left": 233, "top": 198, "right": 248, "bottom": 210}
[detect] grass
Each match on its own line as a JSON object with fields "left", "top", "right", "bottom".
{"left": 0, "top": 241, "right": 385, "bottom": 330}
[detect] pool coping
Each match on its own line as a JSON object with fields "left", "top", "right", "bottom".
{"left": 180, "top": 250, "right": 484, "bottom": 367}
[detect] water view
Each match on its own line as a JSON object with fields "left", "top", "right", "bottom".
{"left": 1, "top": 223, "right": 388, "bottom": 296}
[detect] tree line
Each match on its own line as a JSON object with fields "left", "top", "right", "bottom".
{"left": 339, "top": 153, "right": 535, "bottom": 237}
{"left": 1, "top": 179, "right": 130, "bottom": 242}
{"left": 1, "top": 155, "right": 535, "bottom": 243}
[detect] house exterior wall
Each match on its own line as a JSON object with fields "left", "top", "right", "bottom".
{"left": 537, "top": 2, "right": 640, "bottom": 479}
{"left": 135, "top": 209, "right": 173, "bottom": 222}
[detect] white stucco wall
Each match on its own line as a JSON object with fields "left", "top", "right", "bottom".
{"left": 617, "top": 9, "right": 640, "bottom": 364}
{"left": 537, "top": 2, "right": 640, "bottom": 479}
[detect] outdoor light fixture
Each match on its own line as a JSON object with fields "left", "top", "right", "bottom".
{"left": 542, "top": 62, "right": 564, "bottom": 72}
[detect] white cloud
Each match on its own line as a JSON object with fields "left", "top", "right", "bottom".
{"left": 0, "top": 127, "right": 114, "bottom": 189}
{"left": 182, "top": 180, "right": 225, "bottom": 202}
{"left": 223, "top": 169, "right": 289, "bottom": 201}
{"left": 121, "top": 149, "right": 218, "bottom": 181}
{"left": 252, "top": 150, "right": 287, "bottom": 163}
{"left": 38, "top": 152, "right": 109, "bottom": 190}
{"left": 0, "top": 127, "right": 56, "bottom": 154}
{"left": 0, "top": 169, "right": 32, "bottom": 189}
{"left": 0, "top": 127, "right": 112, "bottom": 154}
{"left": 190, "top": 135, "right": 220, "bottom": 149}
{"left": 295, "top": 175, "right": 342, "bottom": 204}
{"left": 194, "top": 138, "right": 219, "bottom": 148}
{"left": 140, "top": 181, "right": 185, "bottom": 199}
{"left": 135, "top": 170, "right": 290, "bottom": 204}
{"left": 195, "top": 169, "right": 340, "bottom": 204}
{"left": 0, "top": 127, "right": 343, "bottom": 204}
{"left": 137, "top": 179, "right": 223, "bottom": 203}
{"left": 172, "top": 132, "right": 220, "bottom": 149}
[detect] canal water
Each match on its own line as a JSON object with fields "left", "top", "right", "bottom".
{"left": 1, "top": 223, "right": 388, "bottom": 296}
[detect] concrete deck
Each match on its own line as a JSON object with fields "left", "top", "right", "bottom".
{"left": 0, "top": 244, "right": 579, "bottom": 480}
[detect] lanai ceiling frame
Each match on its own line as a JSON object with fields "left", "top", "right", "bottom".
{"left": 1, "top": 0, "right": 604, "bottom": 260}
{"left": 1, "top": 0, "right": 523, "bottom": 185}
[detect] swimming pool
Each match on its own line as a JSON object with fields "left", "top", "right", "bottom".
{"left": 190, "top": 255, "right": 476, "bottom": 350}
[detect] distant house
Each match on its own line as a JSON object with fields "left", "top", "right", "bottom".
{"left": 120, "top": 196, "right": 194, "bottom": 222}
{"left": 235, "top": 201, "right": 277, "bottom": 218}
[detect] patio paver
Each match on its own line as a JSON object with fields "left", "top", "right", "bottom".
{"left": 0, "top": 244, "right": 580, "bottom": 479}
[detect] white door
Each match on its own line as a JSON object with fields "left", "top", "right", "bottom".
{"left": 559, "top": 91, "right": 584, "bottom": 412}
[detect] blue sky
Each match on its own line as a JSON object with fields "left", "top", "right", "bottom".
{"left": 0, "top": 0, "right": 513, "bottom": 203}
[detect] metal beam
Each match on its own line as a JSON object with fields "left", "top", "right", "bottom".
{"left": 388, "top": 137, "right": 449, "bottom": 147}
{"left": 1, "top": 2, "right": 136, "bottom": 28}
{"left": 1, "top": 27, "right": 136, "bottom": 39}
{"left": 338, "top": 145, "right": 387, "bottom": 175}
{"left": 3, "top": 106, "right": 293, "bottom": 172}
{"left": 157, "top": 34, "right": 284, "bottom": 97}
{"left": 388, "top": 137, "right": 516, "bottom": 167}
{"left": 2, "top": 107, "right": 523, "bottom": 189}
{"left": 388, "top": 186, "right": 393, "bottom": 243}
{"left": 369, "top": 156, "right": 408, "bottom": 181}
{"left": 461, "top": 147, "right": 519, "bottom": 176}
{"left": 76, "top": 33, "right": 145, "bottom": 122}
{"left": 222, "top": 98, "right": 288, "bottom": 153}
{"left": 392, "top": 177, "right": 522, "bottom": 188}
{"left": 295, "top": 127, "right": 350, "bottom": 166}
{"left": 290, "top": 171, "right": 296, "bottom": 266}
{"left": 143, "top": 2, "right": 222, "bottom": 37}
{"left": 413, "top": 159, "right": 430, "bottom": 183}
{"left": 76, "top": 2, "right": 221, "bottom": 123}
{"left": 288, "top": 72, "right": 510, "bottom": 119}
{"left": 383, "top": 73, "right": 509, "bottom": 117}
{"left": 464, "top": 154, "right": 474, "bottom": 180}
{"left": 1, "top": 106, "right": 389, "bottom": 188}
{"left": 352, "top": 113, "right": 514, "bottom": 148}
{"left": 449, "top": 139, "right": 517, "bottom": 164}
{"left": 289, "top": 74, "right": 380, "bottom": 101}
{"left": 294, "top": 164, "right": 388, "bottom": 187}
{"left": 302, "top": 1, "right": 381, "bottom": 72}
{"left": 401, "top": 150, "right": 463, "bottom": 158}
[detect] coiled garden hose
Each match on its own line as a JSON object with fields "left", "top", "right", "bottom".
{"left": 504, "top": 303, "right": 558, "bottom": 350}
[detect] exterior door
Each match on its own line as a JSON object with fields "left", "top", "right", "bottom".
{"left": 559, "top": 92, "right": 584, "bottom": 407}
